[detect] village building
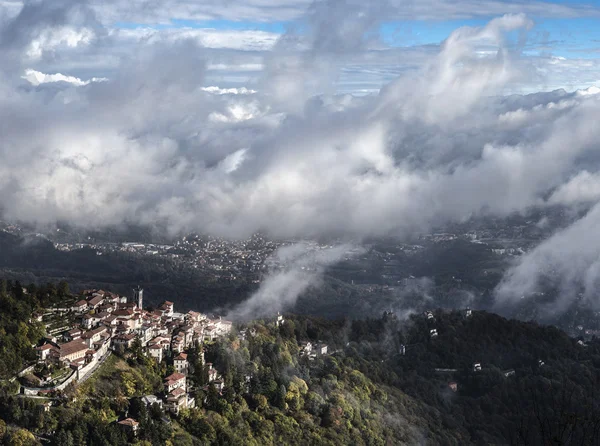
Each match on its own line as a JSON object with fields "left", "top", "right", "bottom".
{"left": 51, "top": 339, "right": 89, "bottom": 365}
{"left": 65, "top": 328, "right": 82, "bottom": 341}
{"left": 165, "top": 387, "right": 195, "bottom": 414}
{"left": 72, "top": 300, "right": 88, "bottom": 313}
{"left": 300, "top": 341, "right": 313, "bottom": 357}
{"left": 276, "top": 312, "right": 284, "bottom": 327}
{"left": 82, "top": 313, "right": 102, "bottom": 330}
{"left": 87, "top": 294, "right": 104, "bottom": 309}
{"left": 207, "top": 363, "right": 219, "bottom": 382}
{"left": 316, "top": 343, "right": 328, "bottom": 356}
{"left": 148, "top": 344, "right": 163, "bottom": 362}
{"left": 159, "top": 301, "right": 174, "bottom": 317}
{"left": 164, "top": 372, "right": 186, "bottom": 393}
{"left": 142, "top": 395, "right": 163, "bottom": 408}
{"left": 117, "top": 418, "right": 139, "bottom": 435}
{"left": 113, "top": 333, "right": 136, "bottom": 349}
{"left": 35, "top": 343, "right": 54, "bottom": 361}
{"left": 174, "top": 353, "right": 189, "bottom": 375}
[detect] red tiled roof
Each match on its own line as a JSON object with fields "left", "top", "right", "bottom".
{"left": 58, "top": 340, "right": 88, "bottom": 358}
{"left": 168, "top": 387, "right": 186, "bottom": 398}
{"left": 165, "top": 372, "right": 186, "bottom": 382}
{"left": 118, "top": 418, "right": 139, "bottom": 427}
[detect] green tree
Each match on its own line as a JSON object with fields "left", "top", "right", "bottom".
{"left": 7, "top": 428, "right": 37, "bottom": 446}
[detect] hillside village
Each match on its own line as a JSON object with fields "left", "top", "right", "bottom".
{"left": 30, "top": 287, "right": 233, "bottom": 414}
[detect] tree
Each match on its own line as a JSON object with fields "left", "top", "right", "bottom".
{"left": 57, "top": 281, "right": 70, "bottom": 298}
{"left": 7, "top": 428, "right": 37, "bottom": 446}
{"left": 274, "top": 384, "right": 288, "bottom": 411}
{"left": 0, "top": 418, "right": 6, "bottom": 440}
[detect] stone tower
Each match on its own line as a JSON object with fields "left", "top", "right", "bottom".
{"left": 133, "top": 286, "right": 143, "bottom": 310}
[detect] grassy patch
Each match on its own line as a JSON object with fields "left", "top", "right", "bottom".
{"left": 79, "top": 354, "right": 162, "bottom": 398}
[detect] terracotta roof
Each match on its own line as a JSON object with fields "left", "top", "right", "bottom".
{"left": 88, "top": 295, "right": 104, "bottom": 306}
{"left": 118, "top": 418, "right": 139, "bottom": 427}
{"left": 113, "top": 309, "right": 134, "bottom": 317}
{"left": 174, "top": 353, "right": 188, "bottom": 361}
{"left": 74, "top": 300, "right": 87, "bottom": 307}
{"left": 58, "top": 340, "right": 88, "bottom": 358}
{"left": 168, "top": 387, "right": 186, "bottom": 398}
{"left": 86, "top": 326, "right": 107, "bottom": 334}
{"left": 165, "top": 372, "right": 186, "bottom": 382}
{"left": 36, "top": 344, "right": 54, "bottom": 351}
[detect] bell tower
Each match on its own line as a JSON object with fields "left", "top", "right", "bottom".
{"left": 133, "top": 286, "right": 143, "bottom": 310}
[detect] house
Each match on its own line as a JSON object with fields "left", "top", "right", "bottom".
{"left": 174, "top": 353, "right": 188, "bottom": 375}
{"left": 148, "top": 344, "right": 163, "bottom": 362}
{"left": 113, "top": 333, "right": 136, "bottom": 349}
{"left": 186, "top": 311, "right": 205, "bottom": 324}
{"left": 473, "top": 363, "right": 482, "bottom": 372}
{"left": 87, "top": 294, "right": 104, "bottom": 309}
{"left": 316, "top": 343, "right": 328, "bottom": 356}
{"left": 212, "top": 379, "right": 224, "bottom": 392}
{"left": 300, "top": 342, "right": 313, "bottom": 356}
{"left": 117, "top": 418, "right": 139, "bottom": 435}
{"left": 72, "top": 300, "right": 88, "bottom": 313}
{"left": 82, "top": 326, "right": 109, "bottom": 347}
{"left": 399, "top": 344, "right": 406, "bottom": 356}
{"left": 142, "top": 395, "right": 163, "bottom": 409}
{"left": 39, "top": 401, "right": 52, "bottom": 412}
{"left": 164, "top": 372, "right": 186, "bottom": 393}
{"left": 36, "top": 343, "right": 55, "bottom": 361}
{"left": 65, "top": 328, "right": 82, "bottom": 341}
{"left": 448, "top": 382, "right": 458, "bottom": 392}
{"left": 203, "top": 325, "right": 219, "bottom": 342}
{"left": 82, "top": 313, "right": 101, "bottom": 329}
{"left": 159, "top": 301, "right": 174, "bottom": 317}
{"left": 180, "top": 325, "right": 195, "bottom": 348}
{"left": 207, "top": 363, "right": 218, "bottom": 382}
{"left": 430, "top": 329, "right": 438, "bottom": 338}
{"left": 171, "top": 335, "right": 184, "bottom": 353}
{"left": 166, "top": 387, "right": 189, "bottom": 414}
{"left": 465, "top": 308, "right": 472, "bottom": 318}
{"left": 276, "top": 312, "right": 284, "bottom": 327}
{"left": 503, "top": 369, "right": 516, "bottom": 377}
{"left": 52, "top": 340, "right": 89, "bottom": 364}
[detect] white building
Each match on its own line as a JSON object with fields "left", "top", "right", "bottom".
{"left": 174, "top": 353, "right": 189, "bottom": 375}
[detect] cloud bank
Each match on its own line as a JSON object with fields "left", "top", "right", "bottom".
{"left": 1, "top": 1, "right": 600, "bottom": 309}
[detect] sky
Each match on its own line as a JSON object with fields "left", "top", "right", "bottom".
{"left": 2, "top": 0, "right": 600, "bottom": 92}
{"left": 1, "top": 0, "right": 600, "bottom": 311}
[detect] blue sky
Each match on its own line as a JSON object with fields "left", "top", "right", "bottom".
{"left": 112, "top": 2, "right": 600, "bottom": 60}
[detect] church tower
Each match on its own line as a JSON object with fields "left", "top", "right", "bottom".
{"left": 133, "top": 286, "right": 143, "bottom": 310}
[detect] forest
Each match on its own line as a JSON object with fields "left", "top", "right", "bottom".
{"left": 2, "top": 279, "right": 600, "bottom": 444}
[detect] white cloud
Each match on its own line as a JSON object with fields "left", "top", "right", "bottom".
{"left": 225, "top": 243, "right": 362, "bottom": 320}
{"left": 22, "top": 68, "right": 107, "bottom": 86}
{"left": 548, "top": 171, "right": 600, "bottom": 205}
{"left": 202, "top": 86, "right": 257, "bottom": 95}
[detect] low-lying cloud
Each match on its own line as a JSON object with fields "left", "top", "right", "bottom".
{"left": 226, "top": 243, "right": 362, "bottom": 320}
